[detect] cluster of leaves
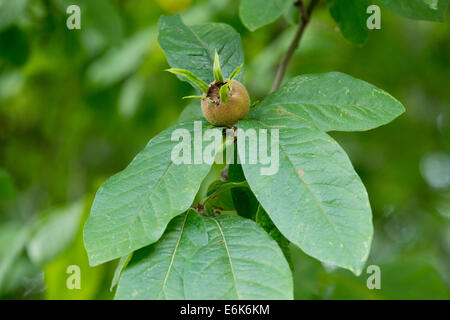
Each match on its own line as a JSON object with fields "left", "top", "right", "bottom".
{"left": 83, "top": 14, "right": 406, "bottom": 299}
{"left": 1, "top": 0, "right": 448, "bottom": 300}
{"left": 239, "top": 0, "right": 449, "bottom": 45}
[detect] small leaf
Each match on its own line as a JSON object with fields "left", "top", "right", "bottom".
{"left": 110, "top": 254, "right": 132, "bottom": 291}
{"left": 182, "top": 95, "right": 204, "bottom": 99}
{"left": 84, "top": 121, "right": 223, "bottom": 266}
{"left": 230, "top": 186, "right": 258, "bottom": 219}
{"left": 379, "top": 0, "right": 449, "bottom": 22}
{"left": 228, "top": 151, "right": 259, "bottom": 220}
{"left": 183, "top": 95, "right": 215, "bottom": 105}
{"left": 240, "top": 0, "right": 294, "bottom": 31}
{"left": 202, "top": 180, "right": 248, "bottom": 215}
{"left": 203, "top": 181, "right": 236, "bottom": 215}
{"left": 229, "top": 64, "right": 243, "bottom": 81}
{"left": 158, "top": 15, "right": 244, "bottom": 86}
{"left": 213, "top": 49, "right": 224, "bottom": 83}
{"left": 255, "top": 205, "right": 293, "bottom": 270}
{"left": 167, "top": 69, "right": 209, "bottom": 93}
{"left": 219, "top": 81, "right": 231, "bottom": 103}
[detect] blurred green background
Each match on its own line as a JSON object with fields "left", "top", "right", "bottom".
{"left": 0, "top": 0, "right": 449, "bottom": 300}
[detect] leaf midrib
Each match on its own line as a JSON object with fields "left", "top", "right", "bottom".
{"left": 210, "top": 218, "right": 241, "bottom": 300}
{"left": 158, "top": 212, "right": 189, "bottom": 299}
{"left": 256, "top": 120, "right": 358, "bottom": 270}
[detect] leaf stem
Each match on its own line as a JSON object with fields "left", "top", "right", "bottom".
{"left": 270, "top": 0, "right": 320, "bottom": 93}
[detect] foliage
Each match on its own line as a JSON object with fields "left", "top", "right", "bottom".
{"left": 86, "top": 13, "right": 403, "bottom": 296}
{"left": 0, "top": 0, "right": 449, "bottom": 300}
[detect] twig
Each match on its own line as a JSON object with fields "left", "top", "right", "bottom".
{"left": 270, "top": 0, "right": 320, "bottom": 93}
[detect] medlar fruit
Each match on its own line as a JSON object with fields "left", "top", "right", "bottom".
{"left": 201, "top": 80, "right": 250, "bottom": 127}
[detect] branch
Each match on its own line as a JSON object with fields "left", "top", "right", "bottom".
{"left": 270, "top": 0, "right": 320, "bottom": 93}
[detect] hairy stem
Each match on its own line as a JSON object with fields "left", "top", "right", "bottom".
{"left": 270, "top": 0, "right": 320, "bottom": 93}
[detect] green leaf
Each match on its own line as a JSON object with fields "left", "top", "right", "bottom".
{"left": 218, "top": 63, "right": 243, "bottom": 104}
{"left": 240, "top": 0, "right": 294, "bottom": 31}
{"left": 0, "top": 0, "right": 29, "bottom": 31}
{"left": 238, "top": 111, "right": 373, "bottom": 275}
{"left": 182, "top": 95, "right": 204, "bottom": 99}
{"left": 229, "top": 64, "right": 243, "bottom": 81}
{"left": 84, "top": 120, "right": 222, "bottom": 266}
{"left": 182, "top": 95, "right": 215, "bottom": 105}
{"left": 158, "top": 15, "right": 244, "bottom": 87}
{"left": 255, "top": 205, "right": 293, "bottom": 270}
{"left": 202, "top": 180, "right": 250, "bottom": 215}
{"left": 230, "top": 184, "right": 259, "bottom": 219}
{"left": 228, "top": 152, "right": 259, "bottom": 220}
{"left": 184, "top": 214, "right": 293, "bottom": 299}
{"left": 118, "top": 75, "right": 145, "bottom": 119}
{"left": 327, "top": 0, "right": 371, "bottom": 45}
{"left": 86, "top": 27, "right": 154, "bottom": 87}
{"left": 260, "top": 72, "right": 405, "bottom": 132}
{"left": 213, "top": 49, "right": 224, "bottom": 83}
{"left": 379, "top": 0, "right": 449, "bottom": 22}
{"left": 203, "top": 180, "right": 237, "bottom": 214}
{"left": 219, "top": 81, "right": 231, "bottom": 104}
{"left": 110, "top": 254, "right": 132, "bottom": 291}
{"left": 27, "top": 201, "right": 84, "bottom": 266}
{"left": 116, "top": 211, "right": 293, "bottom": 300}
{"left": 284, "top": 2, "right": 301, "bottom": 25}
{"left": 167, "top": 69, "right": 209, "bottom": 93}
{"left": 115, "top": 210, "right": 208, "bottom": 299}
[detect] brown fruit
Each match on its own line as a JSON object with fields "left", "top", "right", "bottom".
{"left": 201, "top": 80, "right": 250, "bottom": 127}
